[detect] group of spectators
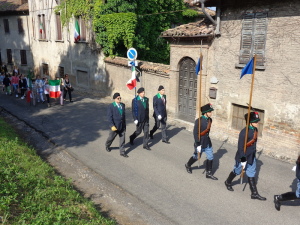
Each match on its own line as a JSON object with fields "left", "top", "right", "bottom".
{"left": 0, "top": 65, "right": 73, "bottom": 107}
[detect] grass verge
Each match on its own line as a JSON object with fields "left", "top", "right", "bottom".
{"left": 0, "top": 117, "right": 116, "bottom": 225}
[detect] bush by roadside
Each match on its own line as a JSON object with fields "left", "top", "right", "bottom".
{"left": 0, "top": 117, "right": 116, "bottom": 225}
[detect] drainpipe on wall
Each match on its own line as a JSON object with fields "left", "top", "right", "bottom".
{"left": 215, "top": 2, "right": 221, "bottom": 35}
{"left": 199, "top": 0, "right": 216, "bottom": 26}
{"left": 190, "top": 0, "right": 220, "bottom": 35}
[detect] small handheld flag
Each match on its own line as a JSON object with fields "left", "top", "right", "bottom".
{"left": 240, "top": 57, "right": 254, "bottom": 79}
{"left": 49, "top": 80, "right": 61, "bottom": 98}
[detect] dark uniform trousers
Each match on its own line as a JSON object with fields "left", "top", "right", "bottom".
{"left": 151, "top": 116, "right": 167, "bottom": 141}
{"left": 106, "top": 129, "right": 126, "bottom": 155}
{"left": 131, "top": 120, "right": 149, "bottom": 147}
{"left": 106, "top": 102, "right": 126, "bottom": 155}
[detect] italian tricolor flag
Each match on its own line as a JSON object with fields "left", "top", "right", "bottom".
{"left": 39, "top": 22, "right": 43, "bottom": 34}
{"left": 126, "top": 66, "right": 137, "bottom": 90}
{"left": 74, "top": 20, "right": 80, "bottom": 42}
{"left": 49, "top": 80, "right": 61, "bottom": 98}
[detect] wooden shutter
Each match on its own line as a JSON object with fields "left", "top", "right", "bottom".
{"left": 4, "top": 19, "right": 9, "bottom": 33}
{"left": 38, "top": 15, "right": 42, "bottom": 39}
{"left": 20, "top": 50, "right": 27, "bottom": 65}
{"left": 80, "top": 17, "right": 86, "bottom": 41}
{"left": 239, "top": 13, "right": 254, "bottom": 64}
{"left": 253, "top": 12, "right": 268, "bottom": 66}
{"left": 56, "top": 14, "right": 62, "bottom": 40}
{"left": 18, "top": 18, "right": 24, "bottom": 34}
{"left": 42, "top": 15, "right": 46, "bottom": 39}
{"left": 59, "top": 66, "right": 64, "bottom": 78}
{"left": 7, "top": 49, "right": 12, "bottom": 64}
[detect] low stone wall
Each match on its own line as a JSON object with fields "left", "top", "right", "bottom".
{"left": 104, "top": 57, "right": 172, "bottom": 116}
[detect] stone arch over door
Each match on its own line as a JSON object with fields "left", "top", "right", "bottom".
{"left": 178, "top": 57, "right": 197, "bottom": 123}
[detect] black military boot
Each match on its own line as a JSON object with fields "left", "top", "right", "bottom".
{"left": 248, "top": 177, "right": 266, "bottom": 200}
{"left": 274, "top": 192, "right": 297, "bottom": 211}
{"left": 185, "top": 157, "right": 197, "bottom": 174}
{"left": 206, "top": 160, "right": 218, "bottom": 180}
{"left": 225, "top": 171, "right": 236, "bottom": 191}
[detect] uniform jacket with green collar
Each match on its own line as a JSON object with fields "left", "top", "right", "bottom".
{"left": 152, "top": 93, "right": 167, "bottom": 118}
{"left": 107, "top": 102, "right": 126, "bottom": 131}
{"left": 132, "top": 95, "right": 149, "bottom": 122}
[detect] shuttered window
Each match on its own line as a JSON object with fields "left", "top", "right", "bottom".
{"left": 79, "top": 17, "right": 87, "bottom": 42}
{"left": 18, "top": 18, "right": 24, "bottom": 34}
{"left": 7, "top": 49, "right": 12, "bottom": 64}
{"left": 58, "top": 66, "right": 64, "bottom": 78}
{"left": 239, "top": 12, "right": 268, "bottom": 67}
{"left": 231, "top": 103, "right": 264, "bottom": 137}
{"left": 42, "top": 63, "right": 49, "bottom": 76}
{"left": 3, "top": 19, "right": 9, "bottom": 33}
{"left": 38, "top": 15, "right": 46, "bottom": 40}
{"left": 20, "top": 50, "right": 27, "bottom": 65}
{"left": 56, "top": 14, "right": 62, "bottom": 40}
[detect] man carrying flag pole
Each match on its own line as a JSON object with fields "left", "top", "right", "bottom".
{"left": 184, "top": 48, "right": 218, "bottom": 180}
{"left": 224, "top": 55, "right": 266, "bottom": 200}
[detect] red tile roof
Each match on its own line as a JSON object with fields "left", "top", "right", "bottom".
{"left": 161, "top": 18, "right": 215, "bottom": 37}
{"left": 0, "top": 0, "right": 28, "bottom": 12}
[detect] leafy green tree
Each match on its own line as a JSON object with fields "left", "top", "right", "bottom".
{"left": 56, "top": 0, "right": 198, "bottom": 64}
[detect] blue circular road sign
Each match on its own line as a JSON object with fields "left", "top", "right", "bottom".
{"left": 127, "top": 48, "right": 138, "bottom": 60}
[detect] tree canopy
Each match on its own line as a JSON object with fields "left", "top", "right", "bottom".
{"left": 56, "top": 0, "right": 199, "bottom": 64}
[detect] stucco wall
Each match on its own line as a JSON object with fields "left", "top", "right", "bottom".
{"left": 28, "top": 0, "right": 106, "bottom": 94}
{"left": 0, "top": 14, "right": 33, "bottom": 74}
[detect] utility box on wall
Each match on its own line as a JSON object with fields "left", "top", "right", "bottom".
{"left": 209, "top": 87, "right": 217, "bottom": 99}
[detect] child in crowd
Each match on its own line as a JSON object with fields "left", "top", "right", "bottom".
{"left": 3, "top": 74, "right": 11, "bottom": 95}
{"left": 35, "top": 75, "right": 45, "bottom": 103}
{"left": 44, "top": 79, "right": 51, "bottom": 107}
{"left": 11, "top": 72, "right": 19, "bottom": 97}
{"left": 19, "top": 74, "right": 28, "bottom": 99}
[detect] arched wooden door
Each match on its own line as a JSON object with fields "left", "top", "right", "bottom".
{"left": 178, "top": 57, "right": 197, "bottom": 123}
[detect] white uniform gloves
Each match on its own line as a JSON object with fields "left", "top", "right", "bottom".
{"left": 158, "top": 115, "right": 162, "bottom": 120}
{"left": 241, "top": 161, "right": 247, "bottom": 168}
{"left": 197, "top": 145, "right": 202, "bottom": 153}
{"left": 134, "top": 120, "right": 138, "bottom": 125}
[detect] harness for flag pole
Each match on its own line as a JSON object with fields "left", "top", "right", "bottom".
{"left": 240, "top": 55, "right": 257, "bottom": 184}
{"left": 197, "top": 40, "right": 203, "bottom": 167}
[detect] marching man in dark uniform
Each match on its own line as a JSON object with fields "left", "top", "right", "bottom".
{"left": 129, "top": 87, "right": 151, "bottom": 150}
{"left": 184, "top": 103, "right": 218, "bottom": 180}
{"left": 105, "top": 93, "right": 128, "bottom": 158}
{"left": 150, "top": 85, "right": 169, "bottom": 144}
{"left": 224, "top": 112, "right": 266, "bottom": 200}
{"left": 274, "top": 155, "right": 300, "bottom": 211}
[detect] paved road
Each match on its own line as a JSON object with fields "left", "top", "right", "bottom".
{"left": 1, "top": 92, "right": 299, "bottom": 225}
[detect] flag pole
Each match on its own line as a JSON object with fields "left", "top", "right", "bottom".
{"left": 197, "top": 40, "right": 203, "bottom": 167}
{"left": 241, "top": 54, "right": 257, "bottom": 184}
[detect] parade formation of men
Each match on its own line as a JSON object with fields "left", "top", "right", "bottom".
{"left": 106, "top": 85, "right": 300, "bottom": 210}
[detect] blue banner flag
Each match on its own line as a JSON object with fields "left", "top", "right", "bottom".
{"left": 240, "top": 57, "right": 254, "bottom": 79}
{"left": 195, "top": 58, "right": 201, "bottom": 75}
